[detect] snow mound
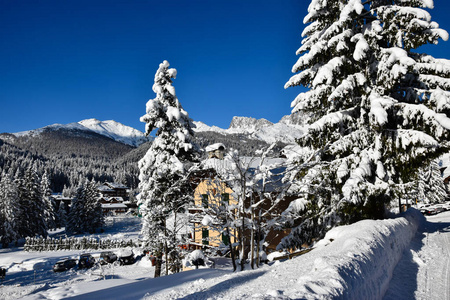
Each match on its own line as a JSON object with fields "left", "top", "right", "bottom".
{"left": 291, "top": 208, "right": 424, "bottom": 299}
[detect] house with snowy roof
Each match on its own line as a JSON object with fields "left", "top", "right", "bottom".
{"left": 188, "top": 144, "right": 295, "bottom": 256}
{"left": 97, "top": 182, "right": 131, "bottom": 214}
{"left": 97, "top": 182, "right": 129, "bottom": 200}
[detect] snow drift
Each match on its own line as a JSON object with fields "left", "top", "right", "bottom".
{"left": 291, "top": 208, "right": 424, "bottom": 299}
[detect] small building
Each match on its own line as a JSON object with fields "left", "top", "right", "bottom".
{"left": 101, "top": 203, "right": 128, "bottom": 214}
{"left": 205, "top": 143, "right": 226, "bottom": 159}
{"left": 97, "top": 182, "right": 129, "bottom": 201}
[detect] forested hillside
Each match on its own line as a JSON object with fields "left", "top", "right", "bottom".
{"left": 0, "top": 128, "right": 140, "bottom": 194}
{"left": 0, "top": 125, "right": 281, "bottom": 195}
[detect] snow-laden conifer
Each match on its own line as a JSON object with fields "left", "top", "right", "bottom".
{"left": 66, "top": 184, "right": 86, "bottom": 234}
{"left": 0, "top": 172, "right": 20, "bottom": 247}
{"left": 283, "top": 0, "right": 450, "bottom": 249}
{"left": 138, "top": 60, "right": 199, "bottom": 277}
{"left": 84, "top": 180, "right": 103, "bottom": 233}
{"left": 24, "top": 165, "right": 48, "bottom": 238}
{"left": 418, "top": 159, "right": 446, "bottom": 203}
{"left": 41, "top": 170, "right": 56, "bottom": 231}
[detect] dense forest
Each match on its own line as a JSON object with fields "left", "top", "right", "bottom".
{"left": 0, "top": 126, "right": 282, "bottom": 196}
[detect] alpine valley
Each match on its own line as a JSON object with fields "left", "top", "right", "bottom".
{"left": 0, "top": 115, "right": 306, "bottom": 194}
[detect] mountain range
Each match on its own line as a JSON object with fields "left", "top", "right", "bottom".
{"left": 6, "top": 114, "right": 307, "bottom": 148}
{"left": 12, "top": 118, "right": 150, "bottom": 147}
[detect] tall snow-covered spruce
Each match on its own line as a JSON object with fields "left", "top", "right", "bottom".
{"left": 138, "top": 60, "right": 199, "bottom": 277}
{"left": 282, "top": 0, "right": 450, "bottom": 249}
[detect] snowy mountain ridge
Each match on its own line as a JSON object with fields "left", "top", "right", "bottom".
{"left": 193, "top": 115, "right": 307, "bottom": 144}
{"left": 13, "top": 119, "right": 149, "bottom": 147}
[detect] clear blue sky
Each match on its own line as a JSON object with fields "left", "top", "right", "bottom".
{"left": 1, "top": 0, "right": 449, "bottom": 133}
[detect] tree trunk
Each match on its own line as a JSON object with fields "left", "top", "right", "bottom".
{"left": 154, "top": 251, "right": 162, "bottom": 278}
{"left": 240, "top": 205, "right": 245, "bottom": 271}
{"left": 227, "top": 226, "right": 237, "bottom": 272}
{"left": 250, "top": 205, "right": 255, "bottom": 269}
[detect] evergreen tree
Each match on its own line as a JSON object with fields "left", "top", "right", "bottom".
{"left": 66, "top": 185, "right": 86, "bottom": 234}
{"left": 25, "top": 165, "right": 48, "bottom": 238}
{"left": 56, "top": 202, "right": 68, "bottom": 229}
{"left": 84, "top": 180, "right": 103, "bottom": 233}
{"left": 418, "top": 159, "right": 446, "bottom": 203}
{"left": 138, "top": 60, "right": 199, "bottom": 277}
{"left": 283, "top": 0, "right": 450, "bottom": 249}
{"left": 41, "top": 170, "right": 57, "bottom": 230}
{"left": 0, "top": 172, "right": 20, "bottom": 247}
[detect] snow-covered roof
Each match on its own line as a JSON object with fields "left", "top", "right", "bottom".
{"left": 98, "top": 185, "right": 115, "bottom": 192}
{"left": 98, "top": 182, "right": 128, "bottom": 191}
{"left": 101, "top": 203, "right": 128, "bottom": 209}
{"left": 51, "top": 194, "right": 73, "bottom": 201}
{"left": 105, "top": 182, "right": 128, "bottom": 189}
{"left": 205, "top": 143, "right": 226, "bottom": 152}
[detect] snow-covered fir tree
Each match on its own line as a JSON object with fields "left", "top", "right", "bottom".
{"left": 20, "top": 165, "right": 48, "bottom": 238}
{"left": 84, "top": 180, "right": 104, "bottom": 233}
{"left": 66, "top": 180, "right": 103, "bottom": 234}
{"left": 41, "top": 170, "right": 57, "bottom": 231}
{"left": 56, "top": 202, "right": 68, "bottom": 229}
{"left": 282, "top": 0, "right": 450, "bottom": 249}
{"left": 66, "top": 184, "right": 86, "bottom": 234}
{"left": 138, "top": 60, "right": 199, "bottom": 277}
{"left": 0, "top": 172, "right": 20, "bottom": 247}
{"left": 418, "top": 159, "right": 446, "bottom": 203}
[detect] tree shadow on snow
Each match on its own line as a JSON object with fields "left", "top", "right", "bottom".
{"left": 383, "top": 215, "right": 450, "bottom": 300}
{"left": 179, "top": 269, "right": 268, "bottom": 300}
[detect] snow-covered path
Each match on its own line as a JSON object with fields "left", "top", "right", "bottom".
{"left": 384, "top": 211, "right": 450, "bottom": 300}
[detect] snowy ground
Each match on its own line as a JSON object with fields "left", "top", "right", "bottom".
{"left": 384, "top": 210, "right": 450, "bottom": 300}
{"left": 1, "top": 210, "right": 449, "bottom": 299}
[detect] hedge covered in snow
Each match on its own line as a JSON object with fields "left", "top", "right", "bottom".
{"left": 24, "top": 236, "right": 138, "bottom": 252}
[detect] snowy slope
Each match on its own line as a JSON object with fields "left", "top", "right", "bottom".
{"left": 13, "top": 119, "right": 149, "bottom": 147}
{"left": 78, "top": 119, "right": 148, "bottom": 147}
{"left": 193, "top": 116, "right": 306, "bottom": 144}
{"left": 3, "top": 209, "right": 441, "bottom": 300}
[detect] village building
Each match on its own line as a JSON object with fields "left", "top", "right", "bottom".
{"left": 97, "top": 182, "right": 134, "bottom": 215}
{"left": 97, "top": 182, "right": 129, "bottom": 200}
{"left": 188, "top": 144, "right": 295, "bottom": 259}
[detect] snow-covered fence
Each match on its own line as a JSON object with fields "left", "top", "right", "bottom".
{"left": 293, "top": 208, "right": 424, "bottom": 300}
{"left": 24, "top": 236, "right": 138, "bottom": 252}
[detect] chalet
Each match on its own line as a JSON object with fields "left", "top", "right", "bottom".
{"left": 97, "top": 182, "right": 129, "bottom": 201}
{"left": 97, "top": 182, "right": 131, "bottom": 214}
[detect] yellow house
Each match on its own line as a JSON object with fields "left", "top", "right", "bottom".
{"left": 189, "top": 175, "right": 238, "bottom": 249}
{"left": 187, "top": 144, "right": 295, "bottom": 259}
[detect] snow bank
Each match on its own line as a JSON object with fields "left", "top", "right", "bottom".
{"left": 292, "top": 208, "right": 424, "bottom": 299}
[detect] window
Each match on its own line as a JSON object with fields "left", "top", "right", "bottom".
{"left": 221, "top": 193, "right": 229, "bottom": 206}
{"left": 202, "top": 228, "right": 209, "bottom": 245}
{"left": 201, "top": 194, "right": 208, "bottom": 208}
{"left": 222, "top": 232, "right": 230, "bottom": 246}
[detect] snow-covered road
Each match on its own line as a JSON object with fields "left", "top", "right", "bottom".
{"left": 384, "top": 210, "right": 450, "bottom": 300}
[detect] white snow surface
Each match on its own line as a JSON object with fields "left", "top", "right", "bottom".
{"left": 13, "top": 118, "right": 149, "bottom": 147}
{"left": 78, "top": 118, "right": 148, "bottom": 147}
{"left": 4, "top": 209, "right": 450, "bottom": 299}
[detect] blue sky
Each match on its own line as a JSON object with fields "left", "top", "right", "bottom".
{"left": 1, "top": 1, "right": 449, "bottom": 134}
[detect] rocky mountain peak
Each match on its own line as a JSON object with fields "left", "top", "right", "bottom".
{"left": 228, "top": 116, "right": 273, "bottom": 131}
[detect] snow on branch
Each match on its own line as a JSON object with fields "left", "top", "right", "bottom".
{"left": 369, "top": 94, "right": 395, "bottom": 126}
{"left": 310, "top": 108, "right": 355, "bottom": 132}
